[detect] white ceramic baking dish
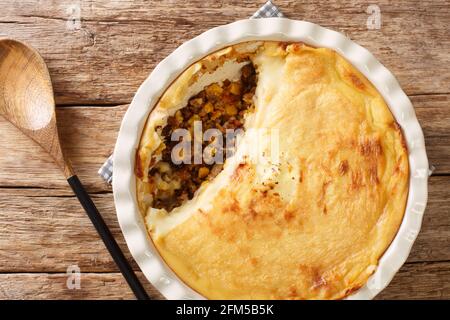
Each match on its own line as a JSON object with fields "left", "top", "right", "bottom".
{"left": 112, "top": 18, "right": 429, "bottom": 300}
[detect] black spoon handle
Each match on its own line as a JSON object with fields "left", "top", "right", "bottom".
{"left": 67, "top": 175, "right": 149, "bottom": 300}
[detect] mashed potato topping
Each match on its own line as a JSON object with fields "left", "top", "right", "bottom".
{"left": 136, "top": 42, "right": 409, "bottom": 299}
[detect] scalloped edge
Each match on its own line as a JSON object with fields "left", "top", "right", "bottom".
{"left": 112, "top": 18, "right": 429, "bottom": 300}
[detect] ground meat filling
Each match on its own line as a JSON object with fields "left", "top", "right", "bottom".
{"left": 148, "top": 63, "right": 257, "bottom": 211}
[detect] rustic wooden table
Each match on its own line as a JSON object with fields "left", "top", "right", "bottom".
{"left": 0, "top": 0, "right": 448, "bottom": 300}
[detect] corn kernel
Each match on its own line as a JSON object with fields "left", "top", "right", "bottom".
{"left": 188, "top": 114, "right": 200, "bottom": 126}
{"left": 204, "top": 102, "right": 214, "bottom": 113}
{"left": 198, "top": 167, "right": 210, "bottom": 179}
{"left": 206, "top": 83, "right": 223, "bottom": 96}
{"left": 229, "top": 82, "right": 241, "bottom": 95}
{"left": 225, "top": 104, "right": 238, "bottom": 116}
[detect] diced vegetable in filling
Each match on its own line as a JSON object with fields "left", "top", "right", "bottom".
{"left": 148, "top": 63, "right": 257, "bottom": 211}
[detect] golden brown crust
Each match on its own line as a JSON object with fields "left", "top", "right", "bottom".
{"left": 136, "top": 41, "right": 409, "bottom": 300}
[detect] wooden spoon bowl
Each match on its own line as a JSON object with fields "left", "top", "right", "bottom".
{"left": 0, "top": 39, "right": 72, "bottom": 176}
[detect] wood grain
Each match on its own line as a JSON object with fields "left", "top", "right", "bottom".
{"left": 0, "top": 272, "right": 163, "bottom": 300}
{"left": 0, "top": 0, "right": 448, "bottom": 300}
{"left": 0, "top": 261, "right": 448, "bottom": 300}
{"left": 0, "top": 39, "right": 73, "bottom": 178}
{"left": 376, "top": 261, "right": 450, "bottom": 300}
{"left": 0, "top": 0, "right": 448, "bottom": 105}
{"left": 0, "top": 105, "right": 124, "bottom": 192}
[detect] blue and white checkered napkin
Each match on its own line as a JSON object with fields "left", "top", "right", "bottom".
{"left": 98, "top": 1, "right": 284, "bottom": 184}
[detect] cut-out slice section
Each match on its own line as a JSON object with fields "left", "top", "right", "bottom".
{"left": 148, "top": 63, "right": 257, "bottom": 211}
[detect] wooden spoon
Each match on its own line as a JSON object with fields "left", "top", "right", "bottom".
{"left": 0, "top": 38, "right": 149, "bottom": 300}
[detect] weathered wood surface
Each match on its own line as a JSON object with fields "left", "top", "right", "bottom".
{"left": 0, "top": 273, "right": 163, "bottom": 300}
{"left": 0, "top": 0, "right": 449, "bottom": 105}
{"left": 0, "top": 261, "right": 448, "bottom": 300}
{"left": 0, "top": 0, "right": 449, "bottom": 299}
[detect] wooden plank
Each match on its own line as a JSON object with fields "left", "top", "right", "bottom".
{"left": 407, "top": 175, "right": 450, "bottom": 263}
{"left": 0, "top": 272, "right": 163, "bottom": 300}
{"left": 0, "top": 192, "right": 131, "bottom": 272}
{"left": 0, "top": 176, "right": 448, "bottom": 273}
{"left": 376, "top": 261, "right": 450, "bottom": 300}
{"left": 0, "top": 105, "right": 126, "bottom": 192}
{"left": 0, "top": 95, "right": 448, "bottom": 195}
{"left": 0, "top": 0, "right": 448, "bottom": 105}
{"left": 415, "top": 94, "right": 450, "bottom": 175}
{"left": 0, "top": 261, "right": 448, "bottom": 299}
